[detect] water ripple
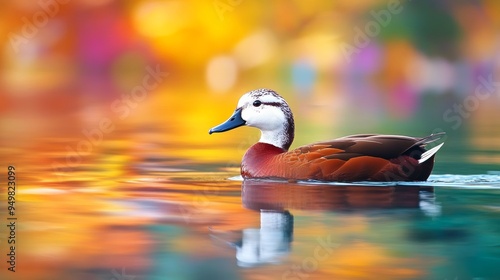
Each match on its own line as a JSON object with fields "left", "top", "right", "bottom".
{"left": 227, "top": 174, "right": 500, "bottom": 189}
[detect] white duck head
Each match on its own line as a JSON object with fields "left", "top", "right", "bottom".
{"left": 209, "top": 89, "right": 295, "bottom": 151}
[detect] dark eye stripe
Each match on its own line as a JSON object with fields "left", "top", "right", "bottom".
{"left": 262, "top": 102, "right": 282, "bottom": 107}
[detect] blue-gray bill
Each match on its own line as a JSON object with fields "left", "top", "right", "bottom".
{"left": 209, "top": 108, "right": 246, "bottom": 134}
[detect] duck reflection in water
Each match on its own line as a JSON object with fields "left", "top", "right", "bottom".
{"left": 235, "top": 210, "right": 294, "bottom": 267}
{"left": 216, "top": 180, "right": 441, "bottom": 267}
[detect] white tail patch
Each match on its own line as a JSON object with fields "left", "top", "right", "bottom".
{"left": 418, "top": 142, "right": 444, "bottom": 164}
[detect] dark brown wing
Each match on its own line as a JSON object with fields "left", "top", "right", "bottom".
{"left": 298, "top": 134, "right": 443, "bottom": 161}
{"left": 275, "top": 133, "right": 445, "bottom": 181}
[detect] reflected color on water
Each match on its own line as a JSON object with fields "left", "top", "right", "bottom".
{"left": 1, "top": 124, "right": 500, "bottom": 279}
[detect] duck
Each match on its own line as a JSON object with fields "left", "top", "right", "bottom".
{"left": 209, "top": 89, "right": 445, "bottom": 182}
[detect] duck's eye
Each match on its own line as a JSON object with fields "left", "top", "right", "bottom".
{"left": 253, "top": 100, "right": 262, "bottom": 107}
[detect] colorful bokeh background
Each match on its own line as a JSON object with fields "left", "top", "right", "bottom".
{"left": 1, "top": 1, "right": 500, "bottom": 280}
{"left": 2, "top": 0, "right": 500, "bottom": 169}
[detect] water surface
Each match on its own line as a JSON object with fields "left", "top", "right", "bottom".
{"left": 2, "top": 125, "right": 500, "bottom": 280}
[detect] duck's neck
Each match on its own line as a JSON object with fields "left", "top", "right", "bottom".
{"left": 258, "top": 119, "right": 294, "bottom": 151}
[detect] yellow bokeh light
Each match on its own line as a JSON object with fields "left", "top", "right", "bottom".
{"left": 132, "top": 0, "right": 187, "bottom": 38}
{"left": 233, "top": 29, "right": 277, "bottom": 69}
{"left": 206, "top": 55, "right": 239, "bottom": 93}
